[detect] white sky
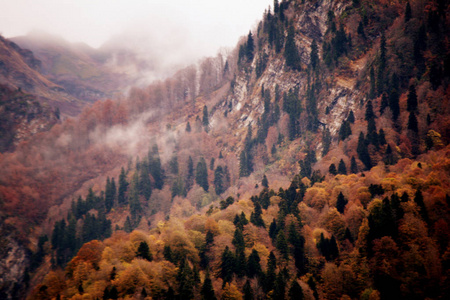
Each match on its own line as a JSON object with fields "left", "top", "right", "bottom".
{"left": 0, "top": 0, "right": 272, "bottom": 55}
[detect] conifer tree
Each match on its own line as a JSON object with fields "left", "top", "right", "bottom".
{"left": 350, "top": 156, "right": 358, "bottom": 174}
{"left": 196, "top": 157, "right": 209, "bottom": 192}
{"left": 202, "top": 106, "right": 209, "bottom": 132}
{"left": 185, "top": 156, "right": 194, "bottom": 193}
{"left": 407, "top": 84, "right": 418, "bottom": 112}
{"left": 369, "top": 66, "right": 376, "bottom": 99}
{"left": 232, "top": 228, "right": 245, "bottom": 254}
{"left": 276, "top": 230, "right": 289, "bottom": 260}
{"left": 265, "top": 251, "right": 277, "bottom": 293}
{"left": 105, "top": 177, "right": 114, "bottom": 212}
{"left": 214, "top": 166, "right": 224, "bottom": 195}
{"left": 329, "top": 163, "right": 337, "bottom": 175}
{"left": 118, "top": 167, "right": 128, "bottom": 205}
{"left": 243, "top": 280, "right": 254, "bottom": 300}
{"left": 247, "top": 249, "right": 262, "bottom": 278}
{"left": 348, "top": 110, "right": 355, "bottom": 123}
{"left": 357, "top": 132, "right": 372, "bottom": 169}
{"left": 322, "top": 128, "right": 332, "bottom": 156}
{"left": 285, "top": 25, "right": 301, "bottom": 71}
{"left": 148, "top": 144, "right": 164, "bottom": 189}
{"left": 247, "top": 31, "right": 255, "bottom": 61}
{"left": 262, "top": 174, "right": 269, "bottom": 188}
{"left": 407, "top": 112, "right": 418, "bottom": 133}
{"left": 405, "top": 1, "right": 412, "bottom": 23}
{"left": 310, "top": 39, "right": 319, "bottom": 70}
{"left": 201, "top": 270, "right": 216, "bottom": 300}
{"left": 378, "top": 129, "right": 386, "bottom": 145}
{"left": 139, "top": 160, "right": 152, "bottom": 201}
{"left": 336, "top": 192, "right": 348, "bottom": 214}
{"left": 186, "top": 121, "right": 191, "bottom": 132}
{"left": 288, "top": 280, "right": 304, "bottom": 300}
{"left": 250, "top": 202, "right": 265, "bottom": 228}
{"left": 377, "top": 32, "right": 387, "bottom": 96}
{"left": 136, "top": 241, "right": 153, "bottom": 261}
{"left": 220, "top": 246, "right": 235, "bottom": 286}
{"left": 337, "top": 159, "right": 347, "bottom": 175}
{"left": 273, "top": 272, "right": 286, "bottom": 300}
{"left": 177, "top": 259, "right": 195, "bottom": 300}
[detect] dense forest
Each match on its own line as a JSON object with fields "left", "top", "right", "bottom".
{"left": 0, "top": 0, "right": 449, "bottom": 299}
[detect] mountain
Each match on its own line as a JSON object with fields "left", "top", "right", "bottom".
{"left": 11, "top": 31, "right": 131, "bottom": 113}
{"left": 1, "top": 0, "right": 449, "bottom": 299}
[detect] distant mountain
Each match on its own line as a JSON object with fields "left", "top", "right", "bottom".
{"left": 11, "top": 31, "right": 131, "bottom": 112}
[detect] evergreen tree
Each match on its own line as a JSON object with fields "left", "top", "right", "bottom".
{"left": 310, "top": 39, "right": 319, "bottom": 70}
{"left": 357, "top": 132, "right": 372, "bottom": 170}
{"left": 105, "top": 177, "right": 114, "bottom": 212}
{"left": 414, "top": 190, "right": 428, "bottom": 222}
{"left": 329, "top": 163, "right": 337, "bottom": 175}
{"left": 389, "top": 88, "right": 400, "bottom": 121}
{"left": 201, "top": 270, "right": 216, "bottom": 300}
{"left": 365, "top": 100, "right": 375, "bottom": 121}
{"left": 139, "top": 160, "right": 152, "bottom": 201}
{"left": 250, "top": 202, "right": 265, "bottom": 228}
{"left": 118, "top": 167, "right": 128, "bottom": 205}
{"left": 247, "top": 31, "right": 255, "bottom": 61}
{"left": 285, "top": 25, "right": 301, "bottom": 71}
{"left": 185, "top": 156, "right": 194, "bottom": 193}
{"left": 262, "top": 174, "right": 269, "bottom": 188}
{"left": 148, "top": 144, "right": 164, "bottom": 189}
{"left": 243, "top": 280, "right": 254, "bottom": 300}
{"left": 407, "top": 84, "right": 418, "bottom": 112}
{"left": 196, "top": 157, "right": 209, "bottom": 192}
{"left": 288, "top": 280, "right": 303, "bottom": 300}
{"left": 265, "top": 251, "right": 277, "bottom": 293}
{"left": 247, "top": 249, "right": 262, "bottom": 278}
{"left": 220, "top": 246, "right": 235, "bottom": 286}
{"left": 405, "top": 1, "right": 412, "bottom": 23}
{"left": 202, "top": 106, "right": 209, "bottom": 132}
{"left": 276, "top": 230, "right": 289, "bottom": 260}
{"left": 380, "top": 92, "right": 389, "bottom": 115}
{"left": 273, "top": 272, "right": 286, "bottom": 300}
{"left": 339, "top": 120, "right": 352, "bottom": 141}
{"left": 288, "top": 223, "right": 306, "bottom": 275}
{"left": 186, "top": 121, "right": 191, "bottom": 132}
{"left": 337, "top": 159, "right": 347, "bottom": 175}
{"left": 213, "top": 166, "right": 224, "bottom": 195}
{"left": 269, "top": 219, "right": 278, "bottom": 241}
{"left": 240, "top": 125, "right": 254, "bottom": 177}
{"left": 336, "top": 192, "right": 348, "bottom": 214}
{"left": 177, "top": 259, "right": 195, "bottom": 300}
{"left": 169, "top": 154, "right": 179, "bottom": 175}
{"left": 322, "top": 128, "right": 332, "bottom": 156}
{"left": 350, "top": 156, "right": 358, "bottom": 174}
{"left": 348, "top": 110, "right": 355, "bottom": 124}
{"left": 378, "top": 129, "right": 387, "bottom": 145}
{"left": 136, "top": 241, "right": 152, "bottom": 261}
{"left": 232, "top": 228, "right": 245, "bottom": 254}
{"left": 407, "top": 112, "right": 419, "bottom": 133}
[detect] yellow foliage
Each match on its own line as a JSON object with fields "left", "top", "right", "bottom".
{"left": 222, "top": 283, "right": 243, "bottom": 300}
{"left": 321, "top": 208, "right": 347, "bottom": 240}
{"left": 304, "top": 186, "right": 329, "bottom": 210}
{"left": 218, "top": 219, "right": 235, "bottom": 236}
{"left": 204, "top": 218, "right": 220, "bottom": 235}
{"left": 185, "top": 214, "right": 207, "bottom": 232}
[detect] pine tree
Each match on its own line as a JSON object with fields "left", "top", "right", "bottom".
{"left": 250, "top": 202, "right": 265, "bottom": 228}
{"left": 407, "top": 84, "right": 418, "bottom": 112}
{"left": 232, "top": 228, "right": 245, "bottom": 253}
{"left": 348, "top": 110, "right": 355, "bottom": 124}
{"left": 186, "top": 121, "right": 191, "bottom": 132}
{"left": 336, "top": 192, "right": 348, "bottom": 213}
{"left": 201, "top": 270, "right": 217, "bottom": 300}
{"left": 369, "top": 66, "right": 376, "bottom": 99}
{"left": 185, "top": 156, "right": 194, "bottom": 193}
{"left": 322, "top": 128, "right": 332, "bottom": 156}
{"left": 378, "top": 129, "right": 387, "bottom": 145}
{"left": 350, "top": 156, "right": 358, "bottom": 174}
{"left": 377, "top": 32, "right": 387, "bottom": 96}
{"left": 273, "top": 272, "right": 286, "bottom": 300}
{"left": 118, "top": 167, "right": 128, "bottom": 205}
{"left": 405, "top": 1, "right": 412, "bottom": 23}
{"left": 105, "top": 177, "right": 114, "bottom": 212}
{"left": 329, "top": 163, "right": 337, "bottom": 175}
{"left": 243, "top": 280, "right": 254, "bottom": 300}
{"left": 177, "top": 259, "right": 195, "bottom": 300}
{"left": 220, "top": 246, "right": 235, "bottom": 286}
{"left": 247, "top": 249, "right": 262, "bottom": 278}
{"left": 276, "top": 230, "right": 289, "bottom": 260}
{"left": 265, "top": 251, "right": 277, "bottom": 293}
{"left": 262, "top": 174, "right": 269, "bottom": 188}
{"left": 357, "top": 132, "right": 372, "bottom": 170}
{"left": 310, "top": 39, "right": 319, "bottom": 70}
{"left": 214, "top": 166, "right": 224, "bottom": 195}
{"left": 407, "top": 112, "right": 419, "bottom": 133}
{"left": 247, "top": 31, "right": 255, "bottom": 61}
{"left": 202, "top": 106, "right": 209, "bottom": 132}
{"left": 139, "top": 160, "right": 152, "bottom": 201}
{"left": 285, "top": 25, "right": 301, "bottom": 71}
{"left": 389, "top": 88, "right": 400, "bottom": 121}
{"left": 148, "top": 144, "right": 164, "bottom": 189}
{"left": 196, "top": 157, "right": 209, "bottom": 192}
{"left": 337, "top": 159, "right": 347, "bottom": 175}
{"left": 136, "top": 241, "right": 153, "bottom": 261}
{"left": 288, "top": 280, "right": 304, "bottom": 300}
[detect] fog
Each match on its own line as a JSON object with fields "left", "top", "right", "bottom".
{"left": 1, "top": 0, "right": 272, "bottom": 63}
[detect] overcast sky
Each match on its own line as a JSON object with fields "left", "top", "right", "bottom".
{"left": 0, "top": 0, "right": 272, "bottom": 55}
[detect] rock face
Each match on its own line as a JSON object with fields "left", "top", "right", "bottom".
{"left": 0, "top": 221, "right": 30, "bottom": 300}
{"left": 0, "top": 84, "right": 58, "bottom": 152}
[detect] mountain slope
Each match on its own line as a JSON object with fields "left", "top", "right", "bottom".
{"left": 0, "top": 0, "right": 449, "bottom": 299}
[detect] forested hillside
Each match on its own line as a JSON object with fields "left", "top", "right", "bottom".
{"left": 0, "top": 0, "right": 449, "bottom": 299}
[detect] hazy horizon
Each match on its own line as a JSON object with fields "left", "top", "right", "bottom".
{"left": 0, "top": 0, "right": 272, "bottom": 58}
